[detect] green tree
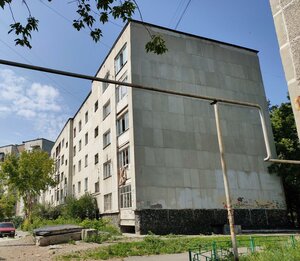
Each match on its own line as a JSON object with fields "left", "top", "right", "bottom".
{"left": 269, "top": 100, "right": 300, "bottom": 226}
{"left": 0, "top": 0, "right": 167, "bottom": 54}
{"left": 0, "top": 185, "right": 17, "bottom": 220}
{"left": 0, "top": 150, "right": 56, "bottom": 222}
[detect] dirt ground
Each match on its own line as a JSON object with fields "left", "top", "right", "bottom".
{"left": 0, "top": 232, "right": 120, "bottom": 261}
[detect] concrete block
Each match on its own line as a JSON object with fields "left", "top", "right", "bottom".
{"left": 273, "top": 12, "right": 288, "bottom": 47}
{"left": 280, "top": 45, "right": 296, "bottom": 81}
{"left": 35, "top": 231, "right": 81, "bottom": 246}
{"left": 81, "top": 229, "right": 97, "bottom": 241}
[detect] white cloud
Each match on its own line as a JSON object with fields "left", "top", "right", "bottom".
{"left": 0, "top": 69, "right": 69, "bottom": 140}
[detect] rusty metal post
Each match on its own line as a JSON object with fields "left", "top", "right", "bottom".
{"left": 212, "top": 101, "right": 239, "bottom": 261}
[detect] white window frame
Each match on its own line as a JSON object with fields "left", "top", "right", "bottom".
{"left": 114, "top": 43, "right": 127, "bottom": 75}
{"left": 103, "top": 129, "right": 111, "bottom": 148}
{"left": 118, "top": 146, "right": 129, "bottom": 168}
{"left": 104, "top": 193, "right": 112, "bottom": 211}
{"left": 119, "top": 184, "right": 132, "bottom": 208}
{"left": 103, "top": 71, "right": 110, "bottom": 93}
{"left": 117, "top": 111, "right": 129, "bottom": 136}
{"left": 85, "top": 154, "right": 88, "bottom": 167}
{"left": 78, "top": 181, "right": 81, "bottom": 193}
{"left": 84, "top": 177, "right": 88, "bottom": 192}
{"left": 103, "top": 160, "right": 112, "bottom": 179}
{"left": 103, "top": 100, "right": 111, "bottom": 119}
{"left": 85, "top": 111, "right": 88, "bottom": 123}
{"left": 116, "top": 74, "right": 128, "bottom": 103}
{"left": 94, "top": 181, "right": 100, "bottom": 193}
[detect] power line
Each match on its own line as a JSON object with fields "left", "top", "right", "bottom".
{"left": 39, "top": 0, "right": 111, "bottom": 49}
{"left": 0, "top": 37, "right": 83, "bottom": 102}
{"left": 175, "top": 0, "right": 192, "bottom": 30}
{"left": 169, "top": 0, "right": 186, "bottom": 27}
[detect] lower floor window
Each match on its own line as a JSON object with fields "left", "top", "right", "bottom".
{"left": 104, "top": 193, "right": 112, "bottom": 211}
{"left": 119, "top": 184, "right": 132, "bottom": 208}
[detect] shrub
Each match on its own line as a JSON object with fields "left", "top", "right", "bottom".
{"left": 80, "top": 218, "right": 121, "bottom": 243}
{"left": 63, "top": 194, "right": 98, "bottom": 220}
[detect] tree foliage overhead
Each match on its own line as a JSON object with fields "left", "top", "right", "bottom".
{"left": 269, "top": 100, "right": 300, "bottom": 225}
{"left": 0, "top": 150, "right": 56, "bottom": 220}
{"left": 0, "top": 0, "right": 167, "bottom": 54}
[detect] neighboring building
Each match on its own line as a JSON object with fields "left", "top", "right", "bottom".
{"left": 45, "top": 20, "right": 288, "bottom": 234}
{"left": 269, "top": 0, "right": 300, "bottom": 137}
{"left": 0, "top": 138, "right": 54, "bottom": 216}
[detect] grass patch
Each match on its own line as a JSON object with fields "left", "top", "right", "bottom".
{"left": 241, "top": 243, "right": 300, "bottom": 261}
{"left": 59, "top": 235, "right": 299, "bottom": 260}
{"left": 59, "top": 234, "right": 255, "bottom": 260}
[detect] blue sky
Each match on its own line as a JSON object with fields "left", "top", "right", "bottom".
{"left": 0, "top": 0, "right": 288, "bottom": 145}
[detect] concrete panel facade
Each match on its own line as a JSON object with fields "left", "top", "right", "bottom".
{"left": 269, "top": 0, "right": 300, "bottom": 137}
{"left": 130, "top": 22, "right": 285, "bottom": 213}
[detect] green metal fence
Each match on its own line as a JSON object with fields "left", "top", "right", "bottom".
{"left": 188, "top": 235, "right": 297, "bottom": 261}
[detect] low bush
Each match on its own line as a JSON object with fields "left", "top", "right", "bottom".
{"left": 80, "top": 218, "right": 121, "bottom": 243}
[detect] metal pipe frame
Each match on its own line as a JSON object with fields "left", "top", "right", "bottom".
{"left": 1, "top": 58, "right": 299, "bottom": 164}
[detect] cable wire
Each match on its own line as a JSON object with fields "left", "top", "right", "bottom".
{"left": 175, "top": 0, "right": 192, "bottom": 30}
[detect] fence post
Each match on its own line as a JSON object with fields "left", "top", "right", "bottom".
{"left": 212, "top": 241, "right": 217, "bottom": 260}
{"left": 291, "top": 235, "right": 296, "bottom": 248}
{"left": 250, "top": 236, "right": 255, "bottom": 253}
{"left": 189, "top": 249, "right": 192, "bottom": 261}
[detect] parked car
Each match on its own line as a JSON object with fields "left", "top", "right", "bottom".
{"left": 0, "top": 222, "right": 15, "bottom": 237}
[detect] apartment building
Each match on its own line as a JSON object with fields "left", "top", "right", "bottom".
{"left": 45, "top": 20, "right": 289, "bottom": 234}
{"left": 0, "top": 138, "right": 54, "bottom": 216}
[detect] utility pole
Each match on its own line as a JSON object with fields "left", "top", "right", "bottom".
{"left": 212, "top": 101, "right": 239, "bottom": 261}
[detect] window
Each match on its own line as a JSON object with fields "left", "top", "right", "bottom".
{"left": 72, "top": 184, "right": 75, "bottom": 196}
{"left": 95, "top": 181, "right": 99, "bottom": 193}
{"left": 95, "top": 153, "right": 99, "bottom": 165}
{"left": 85, "top": 132, "right": 88, "bottom": 145}
{"left": 117, "top": 111, "right": 129, "bottom": 135}
{"left": 62, "top": 138, "right": 65, "bottom": 148}
{"left": 56, "top": 190, "right": 59, "bottom": 201}
{"left": 103, "top": 160, "right": 112, "bottom": 179}
{"left": 120, "top": 184, "right": 132, "bottom": 208}
{"left": 65, "top": 159, "right": 68, "bottom": 165}
{"left": 73, "top": 164, "right": 76, "bottom": 175}
{"left": 61, "top": 172, "right": 64, "bottom": 182}
{"left": 78, "top": 160, "right": 82, "bottom": 172}
{"left": 73, "top": 127, "right": 76, "bottom": 138}
{"left": 66, "top": 141, "right": 68, "bottom": 148}
{"left": 85, "top": 154, "right": 88, "bottom": 167}
{"left": 104, "top": 193, "right": 112, "bottom": 211}
{"left": 115, "top": 44, "right": 127, "bottom": 74}
{"left": 60, "top": 189, "right": 64, "bottom": 202}
{"left": 73, "top": 146, "right": 76, "bottom": 156}
{"left": 103, "top": 71, "right": 110, "bottom": 93}
{"left": 78, "top": 181, "right": 81, "bottom": 193}
{"left": 79, "top": 120, "right": 82, "bottom": 132}
{"left": 103, "top": 100, "right": 111, "bottom": 119}
{"left": 79, "top": 140, "right": 82, "bottom": 151}
{"left": 118, "top": 147, "right": 129, "bottom": 168}
{"left": 94, "top": 126, "right": 99, "bottom": 138}
{"left": 0, "top": 152, "right": 4, "bottom": 162}
{"left": 116, "top": 75, "right": 128, "bottom": 102}
{"left": 64, "top": 177, "right": 67, "bottom": 185}
{"left": 103, "top": 130, "right": 111, "bottom": 148}
{"left": 84, "top": 177, "right": 88, "bottom": 192}
{"left": 94, "top": 100, "right": 98, "bottom": 112}
{"left": 95, "top": 153, "right": 99, "bottom": 164}
{"left": 61, "top": 155, "right": 64, "bottom": 166}
{"left": 85, "top": 111, "right": 88, "bottom": 123}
